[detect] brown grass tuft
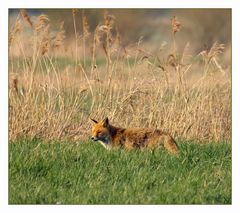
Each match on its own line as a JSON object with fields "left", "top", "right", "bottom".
{"left": 53, "top": 21, "right": 65, "bottom": 50}
{"left": 9, "top": 17, "right": 22, "bottom": 45}
{"left": 8, "top": 12, "right": 231, "bottom": 143}
{"left": 20, "top": 9, "right": 33, "bottom": 28}
{"left": 35, "top": 14, "right": 49, "bottom": 33}
{"left": 171, "top": 16, "right": 181, "bottom": 35}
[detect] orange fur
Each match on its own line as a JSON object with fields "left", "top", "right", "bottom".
{"left": 91, "top": 117, "right": 179, "bottom": 154}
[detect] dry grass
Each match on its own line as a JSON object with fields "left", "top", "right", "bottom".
{"left": 9, "top": 10, "right": 231, "bottom": 143}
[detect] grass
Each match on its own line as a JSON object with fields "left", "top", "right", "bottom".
{"left": 8, "top": 11, "right": 231, "bottom": 143}
{"left": 9, "top": 57, "right": 109, "bottom": 73}
{"left": 9, "top": 138, "right": 231, "bottom": 204}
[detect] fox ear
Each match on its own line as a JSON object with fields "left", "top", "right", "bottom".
{"left": 90, "top": 118, "right": 98, "bottom": 124}
{"left": 102, "top": 117, "right": 109, "bottom": 127}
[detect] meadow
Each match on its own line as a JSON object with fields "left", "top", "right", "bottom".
{"left": 8, "top": 9, "right": 231, "bottom": 204}
{"left": 9, "top": 138, "right": 231, "bottom": 204}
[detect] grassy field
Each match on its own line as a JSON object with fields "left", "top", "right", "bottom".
{"left": 9, "top": 138, "right": 231, "bottom": 204}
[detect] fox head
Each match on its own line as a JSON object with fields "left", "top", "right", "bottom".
{"left": 90, "top": 117, "right": 112, "bottom": 149}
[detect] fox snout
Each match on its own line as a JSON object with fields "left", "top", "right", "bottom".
{"left": 91, "top": 136, "right": 98, "bottom": 141}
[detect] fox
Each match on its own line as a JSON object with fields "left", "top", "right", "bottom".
{"left": 90, "top": 117, "right": 179, "bottom": 154}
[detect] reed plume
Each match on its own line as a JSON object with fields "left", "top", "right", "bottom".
{"left": 35, "top": 14, "right": 49, "bottom": 33}
{"left": 53, "top": 21, "right": 65, "bottom": 50}
{"left": 20, "top": 9, "right": 33, "bottom": 28}
{"left": 9, "top": 17, "right": 22, "bottom": 45}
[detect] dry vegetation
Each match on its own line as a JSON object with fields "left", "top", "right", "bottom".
{"left": 9, "top": 9, "right": 231, "bottom": 143}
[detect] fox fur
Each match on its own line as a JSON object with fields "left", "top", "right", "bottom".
{"left": 90, "top": 117, "right": 179, "bottom": 154}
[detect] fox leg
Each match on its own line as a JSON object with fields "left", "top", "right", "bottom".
{"left": 124, "top": 141, "right": 134, "bottom": 150}
{"left": 163, "top": 135, "right": 179, "bottom": 154}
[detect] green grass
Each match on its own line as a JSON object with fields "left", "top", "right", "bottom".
{"left": 9, "top": 56, "right": 143, "bottom": 73}
{"left": 9, "top": 138, "right": 231, "bottom": 204}
{"left": 9, "top": 57, "right": 107, "bottom": 72}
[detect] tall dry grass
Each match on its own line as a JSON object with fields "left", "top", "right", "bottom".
{"left": 9, "top": 10, "right": 231, "bottom": 143}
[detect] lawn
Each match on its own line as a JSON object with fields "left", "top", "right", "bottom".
{"left": 9, "top": 139, "right": 231, "bottom": 204}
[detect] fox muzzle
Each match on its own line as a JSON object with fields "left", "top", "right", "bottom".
{"left": 91, "top": 136, "right": 98, "bottom": 141}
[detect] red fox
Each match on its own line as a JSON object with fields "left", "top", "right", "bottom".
{"left": 90, "top": 117, "right": 179, "bottom": 154}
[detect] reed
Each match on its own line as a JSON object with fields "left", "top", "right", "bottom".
{"left": 9, "top": 12, "right": 231, "bottom": 143}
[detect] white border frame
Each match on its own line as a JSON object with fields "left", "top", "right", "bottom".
{"left": 1, "top": 0, "right": 239, "bottom": 212}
